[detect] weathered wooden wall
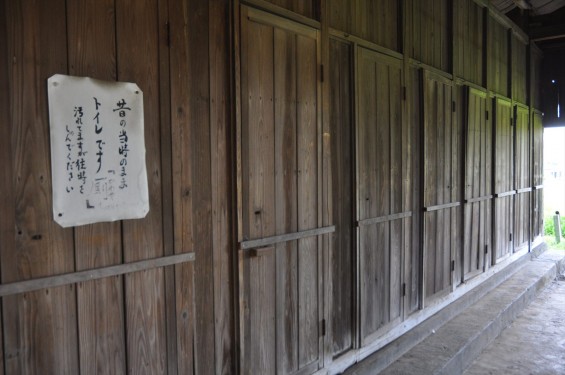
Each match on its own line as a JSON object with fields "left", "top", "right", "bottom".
{"left": 329, "top": 37, "right": 354, "bottom": 358}
{"left": 406, "top": 0, "right": 451, "bottom": 71}
{"left": 454, "top": 0, "right": 484, "bottom": 85}
{"left": 0, "top": 1, "right": 233, "bottom": 374}
{"left": 422, "top": 71, "right": 460, "bottom": 302}
{"left": 329, "top": 0, "right": 399, "bottom": 51}
{"left": 487, "top": 15, "right": 510, "bottom": 97}
{"left": 512, "top": 36, "right": 528, "bottom": 104}
{"left": 0, "top": 0, "right": 546, "bottom": 374}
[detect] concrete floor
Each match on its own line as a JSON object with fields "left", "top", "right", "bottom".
{"left": 464, "top": 274, "right": 565, "bottom": 375}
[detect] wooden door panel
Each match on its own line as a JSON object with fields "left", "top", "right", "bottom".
{"left": 463, "top": 88, "right": 491, "bottom": 279}
{"left": 328, "top": 37, "right": 354, "bottom": 357}
{"left": 422, "top": 71, "right": 460, "bottom": 301}
{"left": 239, "top": 6, "right": 322, "bottom": 374}
{"left": 493, "top": 97, "right": 514, "bottom": 262}
{"left": 514, "top": 105, "right": 530, "bottom": 250}
{"left": 356, "top": 47, "right": 405, "bottom": 343}
{"left": 532, "top": 111, "right": 543, "bottom": 238}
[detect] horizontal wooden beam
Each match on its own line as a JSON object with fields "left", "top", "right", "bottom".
{"left": 533, "top": 185, "right": 544, "bottom": 190}
{"left": 357, "top": 211, "right": 412, "bottom": 226}
{"left": 423, "top": 202, "right": 461, "bottom": 212}
{"left": 241, "top": 0, "right": 321, "bottom": 30}
{"left": 240, "top": 225, "right": 335, "bottom": 250}
{"left": 516, "top": 187, "right": 532, "bottom": 194}
{"left": 495, "top": 190, "right": 516, "bottom": 198}
{"left": 465, "top": 195, "right": 494, "bottom": 204}
{"left": 0, "top": 252, "right": 196, "bottom": 298}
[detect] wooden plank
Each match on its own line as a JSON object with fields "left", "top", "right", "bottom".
{"left": 406, "top": 67, "right": 421, "bottom": 314}
{"left": 329, "top": 37, "right": 353, "bottom": 357}
{"left": 0, "top": 1, "right": 9, "bottom": 373}
{"left": 358, "top": 212, "right": 412, "bottom": 226}
{"left": 465, "top": 195, "right": 494, "bottom": 204}
{"left": 274, "top": 27, "right": 299, "bottom": 374}
{"left": 375, "top": 62, "right": 391, "bottom": 218}
{"left": 511, "top": 36, "right": 527, "bottom": 103}
{"left": 209, "top": 1, "right": 234, "bottom": 373}
{"left": 424, "top": 202, "right": 461, "bottom": 212}
{"left": 357, "top": 49, "right": 376, "bottom": 222}
{"left": 296, "top": 32, "right": 319, "bottom": 368}
{"left": 65, "top": 2, "right": 126, "bottom": 373}
{"left": 0, "top": 253, "right": 195, "bottom": 298}
{"left": 156, "top": 0, "right": 177, "bottom": 373}
{"left": 241, "top": 226, "right": 335, "bottom": 249}
{"left": 241, "top": 10, "right": 276, "bottom": 373}
{"left": 494, "top": 98, "right": 513, "bottom": 194}
{"left": 1, "top": 1, "right": 79, "bottom": 373}
{"left": 247, "top": 5, "right": 317, "bottom": 38}
{"left": 185, "top": 0, "right": 215, "bottom": 373}
{"left": 246, "top": 0, "right": 317, "bottom": 20}
{"left": 390, "top": 60, "right": 403, "bottom": 215}
{"left": 115, "top": 1, "right": 167, "bottom": 373}
{"left": 168, "top": 0, "right": 195, "bottom": 372}
{"left": 495, "top": 191, "right": 517, "bottom": 198}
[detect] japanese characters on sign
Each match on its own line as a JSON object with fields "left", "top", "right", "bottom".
{"left": 47, "top": 74, "right": 149, "bottom": 227}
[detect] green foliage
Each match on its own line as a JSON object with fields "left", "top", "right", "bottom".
{"left": 544, "top": 214, "right": 565, "bottom": 250}
{"left": 545, "top": 215, "right": 555, "bottom": 236}
{"left": 544, "top": 214, "right": 565, "bottom": 237}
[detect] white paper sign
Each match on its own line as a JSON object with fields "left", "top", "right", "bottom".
{"left": 47, "top": 74, "right": 149, "bottom": 227}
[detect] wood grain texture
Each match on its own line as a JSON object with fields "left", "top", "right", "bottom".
{"left": 493, "top": 97, "right": 513, "bottom": 262}
{"left": 186, "top": 0, "right": 216, "bottom": 373}
{"left": 1, "top": 1, "right": 79, "bottom": 374}
{"left": 296, "top": 32, "right": 319, "bottom": 368}
{"left": 356, "top": 48, "right": 404, "bottom": 342}
{"left": 514, "top": 105, "right": 530, "bottom": 249}
{"left": 155, "top": 0, "right": 178, "bottom": 373}
{"left": 116, "top": 0, "right": 167, "bottom": 373}
{"left": 239, "top": 7, "right": 322, "bottom": 372}
{"left": 274, "top": 27, "right": 299, "bottom": 374}
{"left": 66, "top": 1, "right": 127, "bottom": 373}
{"left": 209, "top": 1, "right": 234, "bottom": 374}
{"left": 532, "top": 111, "right": 543, "bottom": 239}
{"left": 240, "top": 9, "right": 277, "bottom": 374}
{"left": 262, "top": 0, "right": 317, "bottom": 19}
{"left": 0, "top": 1, "right": 8, "bottom": 373}
{"left": 454, "top": 0, "right": 484, "bottom": 85}
{"left": 511, "top": 37, "right": 527, "bottom": 104}
{"left": 487, "top": 15, "right": 509, "bottom": 97}
{"left": 494, "top": 98, "right": 513, "bottom": 194}
{"left": 463, "top": 88, "right": 491, "bottom": 280}
{"left": 408, "top": 0, "right": 450, "bottom": 71}
{"left": 422, "top": 72, "right": 458, "bottom": 300}
{"left": 329, "top": 0, "right": 399, "bottom": 51}
{"left": 168, "top": 0, "right": 195, "bottom": 372}
{"left": 406, "top": 67, "right": 421, "bottom": 314}
{"left": 329, "top": 37, "right": 353, "bottom": 357}
{"left": 530, "top": 46, "right": 543, "bottom": 109}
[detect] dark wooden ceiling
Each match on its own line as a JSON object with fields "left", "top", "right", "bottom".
{"left": 492, "top": 0, "right": 565, "bottom": 50}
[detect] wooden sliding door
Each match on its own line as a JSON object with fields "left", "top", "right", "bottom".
{"left": 463, "top": 87, "right": 492, "bottom": 280}
{"left": 238, "top": 6, "right": 327, "bottom": 374}
{"left": 422, "top": 71, "right": 461, "bottom": 303}
{"left": 514, "top": 104, "right": 530, "bottom": 251}
{"left": 356, "top": 47, "right": 410, "bottom": 344}
{"left": 493, "top": 96, "right": 514, "bottom": 263}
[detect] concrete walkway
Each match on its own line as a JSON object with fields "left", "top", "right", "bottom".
{"left": 345, "top": 249, "right": 565, "bottom": 375}
{"left": 464, "top": 273, "right": 565, "bottom": 375}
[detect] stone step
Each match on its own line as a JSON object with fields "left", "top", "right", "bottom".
{"left": 345, "top": 249, "right": 565, "bottom": 375}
